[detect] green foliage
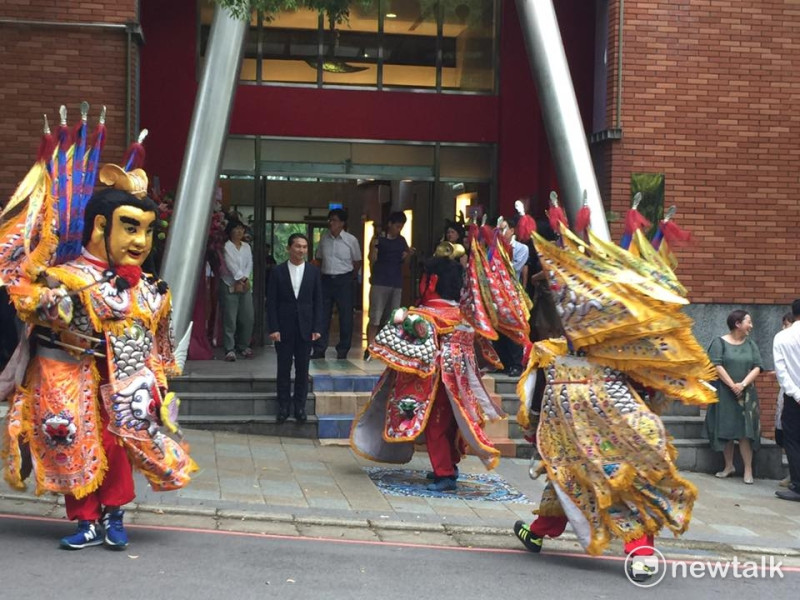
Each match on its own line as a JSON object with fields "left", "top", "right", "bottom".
{"left": 630, "top": 173, "right": 665, "bottom": 238}
{"left": 212, "top": 0, "right": 369, "bottom": 27}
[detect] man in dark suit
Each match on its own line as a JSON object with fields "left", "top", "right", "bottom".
{"left": 266, "top": 233, "right": 323, "bottom": 424}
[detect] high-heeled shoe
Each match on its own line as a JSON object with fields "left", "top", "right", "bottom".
{"left": 715, "top": 468, "right": 735, "bottom": 478}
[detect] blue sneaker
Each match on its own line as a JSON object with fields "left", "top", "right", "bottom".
{"left": 102, "top": 509, "right": 129, "bottom": 550}
{"left": 60, "top": 520, "right": 103, "bottom": 550}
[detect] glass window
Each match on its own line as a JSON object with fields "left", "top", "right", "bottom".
{"left": 439, "top": 145, "right": 492, "bottom": 179}
{"left": 198, "top": 0, "right": 497, "bottom": 93}
{"left": 321, "top": 4, "right": 379, "bottom": 86}
{"left": 221, "top": 138, "right": 256, "bottom": 172}
{"left": 382, "top": 0, "right": 437, "bottom": 88}
{"left": 441, "top": 0, "right": 496, "bottom": 92}
{"left": 262, "top": 7, "right": 321, "bottom": 84}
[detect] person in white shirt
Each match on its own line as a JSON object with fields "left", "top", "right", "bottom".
{"left": 312, "top": 208, "right": 362, "bottom": 360}
{"left": 775, "top": 312, "right": 794, "bottom": 488}
{"left": 266, "top": 233, "right": 323, "bottom": 423}
{"left": 220, "top": 220, "right": 254, "bottom": 361}
{"left": 492, "top": 214, "right": 530, "bottom": 377}
{"left": 773, "top": 299, "right": 800, "bottom": 501}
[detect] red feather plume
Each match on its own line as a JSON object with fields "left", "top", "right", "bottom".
{"left": 624, "top": 209, "right": 651, "bottom": 236}
{"left": 123, "top": 142, "right": 146, "bottom": 170}
{"left": 548, "top": 205, "right": 568, "bottom": 233}
{"left": 575, "top": 205, "right": 591, "bottom": 233}
{"left": 516, "top": 214, "right": 536, "bottom": 243}
{"left": 660, "top": 220, "right": 692, "bottom": 246}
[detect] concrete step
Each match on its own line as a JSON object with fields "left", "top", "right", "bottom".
{"left": 660, "top": 415, "right": 706, "bottom": 439}
{"left": 177, "top": 392, "right": 315, "bottom": 417}
{"left": 171, "top": 376, "right": 282, "bottom": 394}
{"left": 671, "top": 438, "right": 784, "bottom": 479}
{"left": 180, "top": 415, "right": 318, "bottom": 439}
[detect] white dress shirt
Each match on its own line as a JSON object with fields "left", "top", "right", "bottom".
{"left": 510, "top": 238, "right": 529, "bottom": 280}
{"left": 773, "top": 320, "right": 800, "bottom": 401}
{"left": 288, "top": 261, "right": 305, "bottom": 299}
{"left": 316, "top": 230, "right": 361, "bottom": 275}
{"left": 222, "top": 240, "right": 253, "bottom": 287}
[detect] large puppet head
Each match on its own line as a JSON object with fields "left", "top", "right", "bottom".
{"left": 82, "top": 187, "right": 158, "bottom": 269}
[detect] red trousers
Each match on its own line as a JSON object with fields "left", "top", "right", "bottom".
{"left": 65, "top": 405, "right": 135, "bottom": 521}
{"left": 426, "top": 385, "right": 461, "bottom": 478}
{"left": 530, "top": 515, "right": 655, "bottom": 556}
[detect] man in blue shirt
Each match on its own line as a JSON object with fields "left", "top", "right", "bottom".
{"left": 365, "top": 212, "right": 415, "bottom": 359}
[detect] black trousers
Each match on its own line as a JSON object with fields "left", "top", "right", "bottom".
{"left": 493, "top": 332, "right": 523, "bottom": 371}
{"left": 314, "top": 272, "right": 354, "bottom": 355}
{"left": 781, "top": 394, "right": 800, "bottom": 489}
{"left": 276, "top": 327, "right": 311, "bottom": 413}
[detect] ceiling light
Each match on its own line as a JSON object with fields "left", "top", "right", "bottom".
{"left": 386, "top": 12, "right": 397, "bottom": 18}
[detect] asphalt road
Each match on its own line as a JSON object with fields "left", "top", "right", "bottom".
{"left": 0, "top": 514, "right": 795, "bottom": 600}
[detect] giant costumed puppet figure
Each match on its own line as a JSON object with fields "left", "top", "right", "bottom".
{"left": 351, "top": 247, "right": 507, "bottom": 492}
{"left": 512, "top": 202, "right": 715, "bottom": 582}
{"left": 0, "top": 104, "right": 195, "bottom": 550}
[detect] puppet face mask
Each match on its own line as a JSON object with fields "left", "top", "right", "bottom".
{"left": 87, "top": 205, "right": 156, "bottom": 267}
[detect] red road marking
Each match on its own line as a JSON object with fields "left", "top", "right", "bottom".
{"left": 1, "top": 512, "right": 798, "bottom": 573}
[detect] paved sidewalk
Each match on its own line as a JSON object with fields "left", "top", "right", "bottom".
{"left": 2, "top": 429, "right": 799, "bottom": 557}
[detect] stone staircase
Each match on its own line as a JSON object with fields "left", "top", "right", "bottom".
{"left": 170, "top": 374, "right": 318, "bottom": 438}
{"left": 492, "top": 375, "right": 785, "bottom": 479}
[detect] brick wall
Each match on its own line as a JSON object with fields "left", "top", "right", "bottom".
{"left": 604, "top": 0, "right": 800, "bottom": 305}
{"left": 0, "top": 1, "right": 136, "bottom": 23}
{"left": 0, "top": 5, "right": 138, "bottom": 205}
{"left": 757, "top": 370, "right": 780, "bottom": 440}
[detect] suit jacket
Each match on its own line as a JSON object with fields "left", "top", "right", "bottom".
{"left": 266, "top": 260, "right": 323, "bottom": 341}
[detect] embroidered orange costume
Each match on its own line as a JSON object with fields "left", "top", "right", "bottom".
{"left": 0, "top": 104, "right": 194, "bottom": 548}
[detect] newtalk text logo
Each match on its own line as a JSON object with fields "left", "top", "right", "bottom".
{"left": 624, "top": 546, "right": 784, "bottom": 588}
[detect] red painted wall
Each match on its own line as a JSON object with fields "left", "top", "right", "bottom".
{"left": 140, "top": 0, "right": 596, "bottom": 219}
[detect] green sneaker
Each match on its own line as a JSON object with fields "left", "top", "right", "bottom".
{"left": 513, "top": 520, "right": 543, "bottom": 553}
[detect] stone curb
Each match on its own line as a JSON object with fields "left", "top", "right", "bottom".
{"left": 2, "top": 493, "right": 798, "bottom": 558}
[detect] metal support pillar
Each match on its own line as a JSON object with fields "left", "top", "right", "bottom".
{"left": 160, "top": 5, "right": 246, "bottom": 346}
{"left": 515, "top": 0, "right": 611, "bottom": 240}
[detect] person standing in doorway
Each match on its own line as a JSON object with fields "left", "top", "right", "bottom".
{"left": 220, "top": 220, "right": 254, "bottom": 361}
{"left": 365, "top": 212, "right": 415, "bottom": 360}
{"left": 267, "top": 234, "right": 323, "bottom": 424}
{"left": 313, "top": 208, "right": 362, "bottom": 360}
{"left": 774, "top": 300, "right": 800, "bottom": 501}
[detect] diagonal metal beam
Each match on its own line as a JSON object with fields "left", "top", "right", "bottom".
{"left": 515, "top": 0, "right": 610, "bottom": 240}
{"left": 160, "top": 5, "right": 247, "bottom": 346}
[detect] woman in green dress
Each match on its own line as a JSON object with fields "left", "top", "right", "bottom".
{"left": 705, "top": 309, "right": 763, "bottom": 484}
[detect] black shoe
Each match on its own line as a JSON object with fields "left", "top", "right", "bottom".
{"left": 513, "top": 520, "right": 543, "bottom": 553}
{"left": 426, "top": 477, "right": 457, "bottom": 492}
{"left": 776, "top": 489, "right": 800, "bottom": 502}
{"left": 311, "top": 351, "right": 326, "bottom": 360}
{"left": 336, "top": 351, "right": 349, "bottom": 360}
{"left": 505, "top": 366, "right": 523, "bottom": 378}
{"left": 425, "top": 466, "right": 459, "bottom": 480}
{"left": 363, "top": 349, "right": 371, "bottom": 361}
{"left": 294, "top": 409, "right": 307, "bottom": 424}
{"left": 276, "top": 408, "right": 290, "bottom": 424}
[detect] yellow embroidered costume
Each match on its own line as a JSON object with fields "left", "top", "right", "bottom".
{"left": 516, "top": 222, "right": 716, "bottom": 557}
